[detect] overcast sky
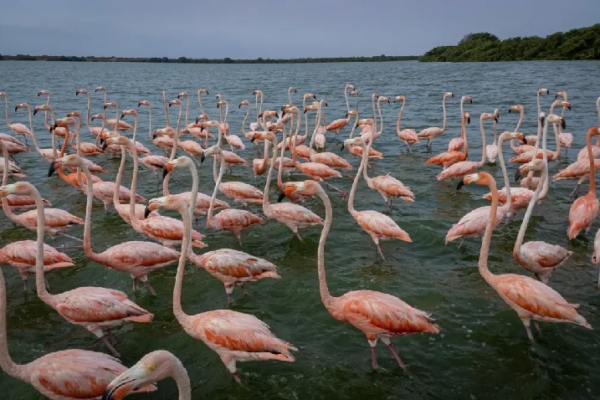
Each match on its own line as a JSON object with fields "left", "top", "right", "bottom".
{"left": 0, "top": 0, "right": 598, "bottom": 59}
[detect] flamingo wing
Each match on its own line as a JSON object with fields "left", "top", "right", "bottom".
{"left": 355, "top": 210, "right": 411, "bottom": 242}
{"left": 568, "top": 195, "right": 600, "bottom": 239}
{"left": 437, "top": 161, "right": 479, "bottom": 180}
{"left": 338, "top": 290, "right": 439, "bottom": 335}
{"left": 29, "top": 349, "right": 155, "bottom": 399}
{"left": 194, "top": 249, "right": 277, "bottom": 278}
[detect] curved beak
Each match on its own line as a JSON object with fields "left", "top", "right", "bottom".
{"left": 467, "top": 117, "right": 471, "bottom": 124}
{"left": 14, "top": 106, "right": 18, "bottom": 112}
{"left": 560, "top": 118, "right": 566, "bottom": 130}
{"left": 200, "top": 153, "right": 206, "bottom": 163}
{"left": 143, "top": 206, "right": 152, "bottom": 219}
{"left": 152, "top": 133, "right": 157, "bottom": 139}
{"left": 456, "top": 179, "right": 465, "bottom": 190}
{"left": 33, "top": 109, "right": 38, "bottom": 116}
{"left": 277, "top": 191, "right": 286, "bottom": 202}
{"left": 120, "top": 113, "right": 125, "bottom": 119}
{"left": 162, "top": 166, "right": 169, "bottom": 180}
{"left": 514, "top": 168, "right": 521, "bottom": 182}
{"left": 102, "top": 141, "right": 108, "bottom": 151}
{"left": 340, "top": 143, "right": 345, "bottom": 151}
{"left": 48, "top": 161, "right": 58, "bottom": 177}
{"left": 250, "top": 133, "right": 258, "bottom": 143}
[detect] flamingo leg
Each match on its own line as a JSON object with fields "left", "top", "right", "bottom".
{"left": 100, "top": 335, "right": 120, "bottom": 357}
{"left": 241, "top": 283, "right": 249, "bottom": 295}
{"left": 44, "top": 277, "right": 51, "bottom": 291}
{"left": 372, "top": 237, "right": 386, "bottom": 261}
{"left": 132, "top": 278, "right": 137, "bottom": 293}
{"left": 143, "top": 280, "right": 157, "bottom": 296}
{"left": 291, "top": 226, "right": 304, "bottom": 241}
{"left": 533, "top": 321, "right": 542, "bottom": 334}
{"left": 381, "top": 337, "right": 406, "bottom": 370}
{"left": 22, "top": 277, "right": 28, "bottom": 292}
{"left": 368, "top": 339, "right": 378, "bottom": 369}
{"left": 521, "top": 318, "right": 534, "bottom": 341}
{"left": 569, "top": 184, "right": 581, "bottom": 198}
{"left": 58, "top": 232, "right": 83, "bottom": 242}
{"left": 322, "top": 180, "right": 347, "bottom": 199}
{"left": 458, "top": 237, "right": 467, "bottom": 248}
{"left": 106, "top": 329, "right": 118, "bottom": 345}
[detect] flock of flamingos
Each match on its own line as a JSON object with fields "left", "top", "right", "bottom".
{"left": 0, "top": 83, "right": 598, "bottom": 399}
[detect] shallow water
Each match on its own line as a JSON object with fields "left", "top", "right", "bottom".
{"left": 0, "top": 60, "right": 600, "bottom": 399}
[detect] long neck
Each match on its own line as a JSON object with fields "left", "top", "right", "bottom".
{"left": 344, "top": 87, "right": 350, "bottom": 113}
{"left": 317, "top": 188, "right": 335, "bottom": 311}
{"left": 537, "top": 92, "right": 541, "bottom": 115}
{"left": 207, "top": 156, "right": 226, "bottom": 227}
{"left": 348, "top": 142, "right": 368, "bottom": 215}
{"left": 44, "top": 94, "right": 50, "bottom": 129}
{"left": 163, "top": 92, "right": 170, "bottom": 127}
{"left": 3, "top": 96, "right": 10, "bottom": 127}
{"left": 462, "top": 116, "right": 469, "bottom": 156}
{"left": 515, "top": 108, "right": 524, "bottom": 132}
{"left": 263, "top": 137, "right": 278, "bottom": 209}
{"left": 478, "top": 178, "right": 498, "bottom": 285}
{"left": 129, "top": 141, "right": 140, "bottom": 224}
{"left": 168, "top": 106, "right": 182, "bottom": 161}
{"left": 80, "top": 159, "right": 103, "bottom": 264}
{"left": 552, "top": 121, "right": 562, "bottom": 155}
{"left": 184, "top": 96, "right": 190, "bottom": 127}
{"left": 596, "top": 97, "right": 600, "bottom": 128}
{"left": 587, "top": 128, "right": 596, "bottom": 194}
{"left": 348, "top": 112, "right": 358, "bottom": 138}
{"left": 308, "top": 108, "right": 321, "bottom": 151}
{"left": 492, "top": 117, "right": 498, "bottom": 144}
{"left": 147, "top": 105, "right": 153, "bottom": 141}
{"left": 0, "top": 252, "right": 24, "bottom": 380}
{"left": 396, "top": 99, "right": 405, "bottom": 133}
{"left": 113, "top": 145, "right": 127, "bottom": 206}
{"left": 173, "top": 197, "right": 193, "bottom": 325}
{"left": 1, "top": 145, "right": 19, "bottom": 224}
{"left": 25, "top": 107, "right": 41, "bottom": 154}
{"left": 241, "top": 106, "right": 249, "bottom": 135}
{"left": 131, "top": 113, "right": 139, "bottom": 144}
{"left": 172, "top": 360, "right": 192, "bottom": 400}
{"left": 198, "top": 92, "right": 205, "bottom": 115}
{"left": 277, "top": 119, "right": 288, "bottom": 190}
{"left": 85, "top": 94, "right": 92, "bottom": 134}
{"left": 478, "top": 116, "right": 487, "bottom": 164}
{"left": 497, "top": 136, "right": 512, "bottom": 210}
{"left": 440, "top": 95, "right": 448, "bottom": 131}
{"left": 377, "top": 99, "right": 384, "bottom": 134}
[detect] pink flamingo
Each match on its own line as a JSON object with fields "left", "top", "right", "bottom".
{"left": 258, "top": 130, "right": 323, "bottom": 240}
{"left": 507, "top": 105, "right": 536, "bottom": 153}
{"left": 485, "top": 108, "right": 500, "bottom": 163}
{"left": 14, "top": 103, "right": 55, "bottom": 161}
{"left": 343, "top": 136, "right": 412, "bottom": 260}
{"left": 199, "top": 146, "right": 263, "bottom": 244}
{"left": 553, "top": 158, "right": 600, "bottom": 198}
{"left": 425, "top": 112, "right": 470, "bottom": 169}
{"left": 0, "top": 240, "right": 73, "bottom": 291}
{"left": 458, "top": 171, "right": 591, "bottom": 340}
{"left": 0, "top": 180, "right": 154, "bottom": 357}
{"left": 394, "top": 95, "right": 420, "bottom": 152}
{"left": 54, "top": 154, "right": 180, "bottom": 295}
{"left": 75, "top": 89, "right": 109, "bottom": 138}
{"left": 513, "top": 145, "right": 572, "bottom": 283}
{"left": 447, "top": 95, "right": 472, "bottom": 151}
{"left": 102, "top": 351, "right": 188, "bottom": 400}
{"left": 93, "top": 86, "right": 133, "bottom": 131}
{"left": 240, "top": 100, "right": 258, "bottom": 141}
{"left": 36, "top": 89, "right": 52, "bottom": 130}
{"left": 309, "top": 101, "right": 353, "bottom": 170}
{"left": 437, "top": 112, "right": 496, "bottom": 181}
{"left": 0, "top": 259, "right": 155, "bottom": 400}
{"left": 219, "top": 100, "right": 244, "bottom": 150}
{"left": 0, "top": 92, "right": 32, "bottom": 144}
{"left": 417, "top": 92, "right": 453, "bottom": 151}
{"left": 136, "top": 100, "right": 170, "bottom": 177}
{"left": 280, "top": 179, "right": 438, "bottom": 370}
{"left": 165, "top": 159, "right": 297, "bottom": 384}
{"left": 555, "top": 91, "right": 574, "bottom": 154}
{"left": 568, "top": 127, "right": 600, "bottom": 240}
{"left": 1, "top": 143, "right": 83, "bottom": 242}
{"left": 324, "top": 83, "right": 355, "bottom": 137}
{"left": 592, "top": 229, "right": 600, "bottom": 287}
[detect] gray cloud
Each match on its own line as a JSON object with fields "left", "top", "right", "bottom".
{"left": 0, "top": 0, "right": 598, "bottom": 58}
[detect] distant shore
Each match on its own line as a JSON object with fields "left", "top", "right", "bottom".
{"left": 0, "top": 54, "right": 419, "bottom": 64}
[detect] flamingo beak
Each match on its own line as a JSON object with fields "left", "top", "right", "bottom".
{"left": 456, "top": 179, "right": 465, "bottom": 190}
{"left": 143, "top": 206, "right": 152, "bottom": 219}
{"left": 277, "top": 191, "right": 286, "bottom": 202}
{"left": 560, "top": 118, "right": 566, "bottom": 129}
{"left": 48, "top": 161, "right": 58, "bottom": 177}
{"left": 514, "top": 168, "right": 522, "bottom": 182}
{"left": 467, "top": 117, "right": 471, "bottom": 124}
{"left": 340, "top": 143, "right": 345, "bottom": 151}
{"left": 200, "top": 153, "right": 206, "bottom": 163}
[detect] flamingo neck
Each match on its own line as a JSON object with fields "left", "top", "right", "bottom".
{"left": 3, "top": 96, "right": 10, "bottom": 127}
{"left": 587, "top": 128, "right": 597, "bottom": 194}
{"left": 128, "top": 139, "right": 140, "bottom": 225}
{"left": 169, "top": 105, "right": 182, "bottom": 161}
{"left": 348, "top": 141, "right": 367, "bottom": 216}
{"left": 172, "top": 358, "right": 192, "bottom": 400}
{"left": 43, "top": 94, "right": 50, "bottom": 129}
{"left": 198, "top": 91, "right": 205, "bottom": 115}
{"left": 277, "top": 118, "right": 288, "bottom": 190}
{"left": 316, "top": 187, "right": 335, "bottom": 312}
{"left": 80, "top": 158, "right": 105, "bottom": 265}
{"left": 84, "top": 93, "right": 92, "bottom": 135}
{"left": 440, "top": 95, "right": 448, "bottom": 132}
{"left": 263, "top": 136, "right": 278, "bottom": 210}
{"left": 344, "top": 87, "right": 350, "bottom": 113}
{"left": 241, "top": 106, "right": 249, "bottom": 135}
{"left": 497, "top": 135, "right": 512, "bottom": 212}
{"left": 173, "top": 196, "right": 192, "bottom": 326}
{"left": 462, "top": 116, "right": 469, "bottom": 156}
{"left": 163, "top": 91, "right": 170, "bottom": 127}
{"left": 113, "top": 145, "right": 127, "bottom": 206}
{"left": 478, "top": 116, "right": 488, "bottom": 165}
{"left": 1, "top": 145, "right": 19, "bottom": 225}
{"left": 207, "top": 156, "right": 226, "bottom": 229}
{"left": 396, "top": 100, "right": 405, "bottom": 133}
{"left": 478, "top": 178, "right": 498, "bottom": 285}
{"left": 147, "top": 105, "right": 153, "bottom": 141}
{"left": 515, "top": 108, "right": 524, "bottom": 132}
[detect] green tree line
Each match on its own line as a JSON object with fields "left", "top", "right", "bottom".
{"left": 0, "top": 54, "right": 418, "bottom": 64}
{"left": 420, "top": 24, "right": 600, "bottom": 62}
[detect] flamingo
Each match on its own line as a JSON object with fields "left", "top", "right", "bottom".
{"left": 279, "top": 179, "right": 438, "bottom": 370}
{"left": 257, "top": 130, "right": 323, "bottom": 240}
{"left": 324, "top": 83, "right": 355, "bottom": 137}
{"left": 197, "top": 88, "right": 210, "bottom": 119}
{"left": 164, "top": 157, "right": 297, "bottom": 384}
{"left": 93, "top": 86, "right": 133, "bottom": 131}
{"left": 425, "top": 112, "right": 470, "bottom": 169}
{"left": 0, "top": 180, "right": 154, "bottom": 357}
{"left": 592, "top": 229, "right": 600, "bottom": 287}
{"left": 485, "top": 108, "right": 500, "bottom": 163}
{"left": 218, "top": 100, "right": 245, "bottom": 150}
{"left": 513, "top": 141, "right": 572, "bottom": 283}
{"left": 359, "top": 94, "right": 388, "bottom": 144}
{"left": 417, "top": 92, "right": 453, "bottom": 151}
{"left": 75, "top": 89, "right": 109, "bottom": 138}
{"left": 567, "top": 127, "right": 600, "bottom": 240}
{"left": 102, "top": 103, "right": 151, "bottom": 156}
{"left": 507, "top": 105, "right": 535, "bottom": 155}
{"left": 0, "top": 255, "right": 155, "bottom": 400}
{"left": 102, "top": 351, "right": 189, "bottom": 400}
{"left": 447, "top": 95, "right": 472, "bottom": 151}
{"left": 553, "top": 158, "right": 600, "bottom": 198}
{"left": 150, "top": 156, "right": 278, "bottom": 302}
{"left": 65, "top": 111, "right": 103, "bottom": 156}
{"left": 36, "top": 89, "right": 52, "bottom": 130}
{"left": 394, "top": 95, "right": 420, "bottom": 152}
{"left": 343, "top": 136, "right": 412, "bottom": 260}
{"left": 308, "top": 101, "right": 352, "bottom": 170}
{"left": 437, "top": 113, "right": 497, "bottom": 181}
{"left": 14, "top": 103, "right": 55, "bottom": 161}
{"left": 136, "top": 100, "right": 170, "bottom": 177}
{"left": 250, "top": 89, "right": 264, "bottom": 132}
{"left": 240, "top": 100, "right": 258, "bottom": 141}
{"left": 555, "top": 91, "right": 574, "bottom": 153}
{"left": 1, "top": 142, "right": 83, "bottom": 242}
{"left": 53, "top": 154, "right": 181, "bottom": 295}
{"left": 0, "top": 240, "right": 73, "bottom": 291}
{"left": 216, "top": 95, "right": 230, "bottom": 134}
{"left": 458, "top": 171, "right": 591, "bottom": 341}
{"left": 198, "top": 147, "right": 264, "bottom": 244}
{"left": 0, "top": 92, "right": 32, "bottom": 144}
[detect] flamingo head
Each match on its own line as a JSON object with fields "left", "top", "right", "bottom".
{"left": 283, "top": 106, "right": 299, "bottom": 115}
{"left": 217, "top": 100, "right": 227, "bottom": 108}
{"left": 168, "top": 99, "right": 182, "bottom": 107}
{"left": 145, "top": 196, "right": 170, "bottom": 218}
{"left": 103, "top": 135, "right": 130, "bottom": 151}
{"left": 457, "top": 172, "right": 494, "bottom": 190}
{"left": 350, "top": 90, "right": 359, "bottom": 96}
{"left": 0, "top": 92, "right": 6, "bottom": 97}
{"left": 121, "top": 109, "right": 137, "bottom": 119}
{"left": 278, "top": 180, "right": 322, "bottom": 202}
{"left": 341, "top": 136, "right": 365, "bottom": 151}
{"left": 508, "top": 105, "right": 523, "bottom": 114}
{"left": 198, "top": 88, "right": 209, "bottom": 95}
{"left": 75, "top": 89, "right": 87, "bottom": 96}
{"left": 200, "top": 145, "right": 221, "bottom": 163}
{"left": 500, "top": 131, "right": 526, "bottom": 145}
{"left": 104, "top": 101, "right": 117, "bottom": 110}
{"left": 546, "top": 113, "right": 566, "bottom": 129}
{"left": 445, "top": 92, "right": 454, "bottom": 98}
{"left": 102, "top": 351, "right": 177, "bottom": 400}
{"left": 345, "top": 110, "right": 358, "bottom": 118}
{"left": 586, "top": 126, "right": 600, "bottom": 139}
{"left": 481, "top": 112, "right": 497, "bottom": 123}
{"left": 49, "top": 154, "right": 81, "bottom": 176}
{"left": 463, "top": 112, "right": 471, "bottom": 125}
{"left": 14, "top": 103, "right": 28, "bottom": 112}
{"left": 379, "top": 96, "right": 390, "bottom": 104}
{"left": 461, "top": 95, "right": 472, "bottom": 104}
{"left": 303, "top": 93, "right": 317, "bottom": 100}
{"left": 253, "top": 89, "right": 263, "bottom": 96}
{"left": 239, "top": 100, "right": 249, "bottom": 108}
{"left": 554, "top": 91, "right": 567, "bottom": 99}
{"left": 66, "top": 111, "right": 81, "bottom": 119}
{"left": 91, "top": 113, "right": 104, "bottom": 121}
{"left": 251, "top": 131, "right": 275, "bottom": 143}
{"left": 177, "top": 92, "right": 189, "bottom": 99}
{"left": 138, "top": 100, "right": 150, "bottom": 107}
{"left": 289, "top": 87, "right": 297, "bottom": 93}
{"left": 163, "top": 156, "right": 194, "bottom": 177}
{"left": 33, "top": 104, "right": 50, "bottom": 115}
{"left": 394, "top": 95, "right": 405, "bottom": 103}
{"left": 538, "top": 88, "right": 550, "bottom": 96}
{"left": 0, "top": 182, "right": 32, "bottom": 197}
{"left": 95, "top": 86, "right": 106, "bottom": 92}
